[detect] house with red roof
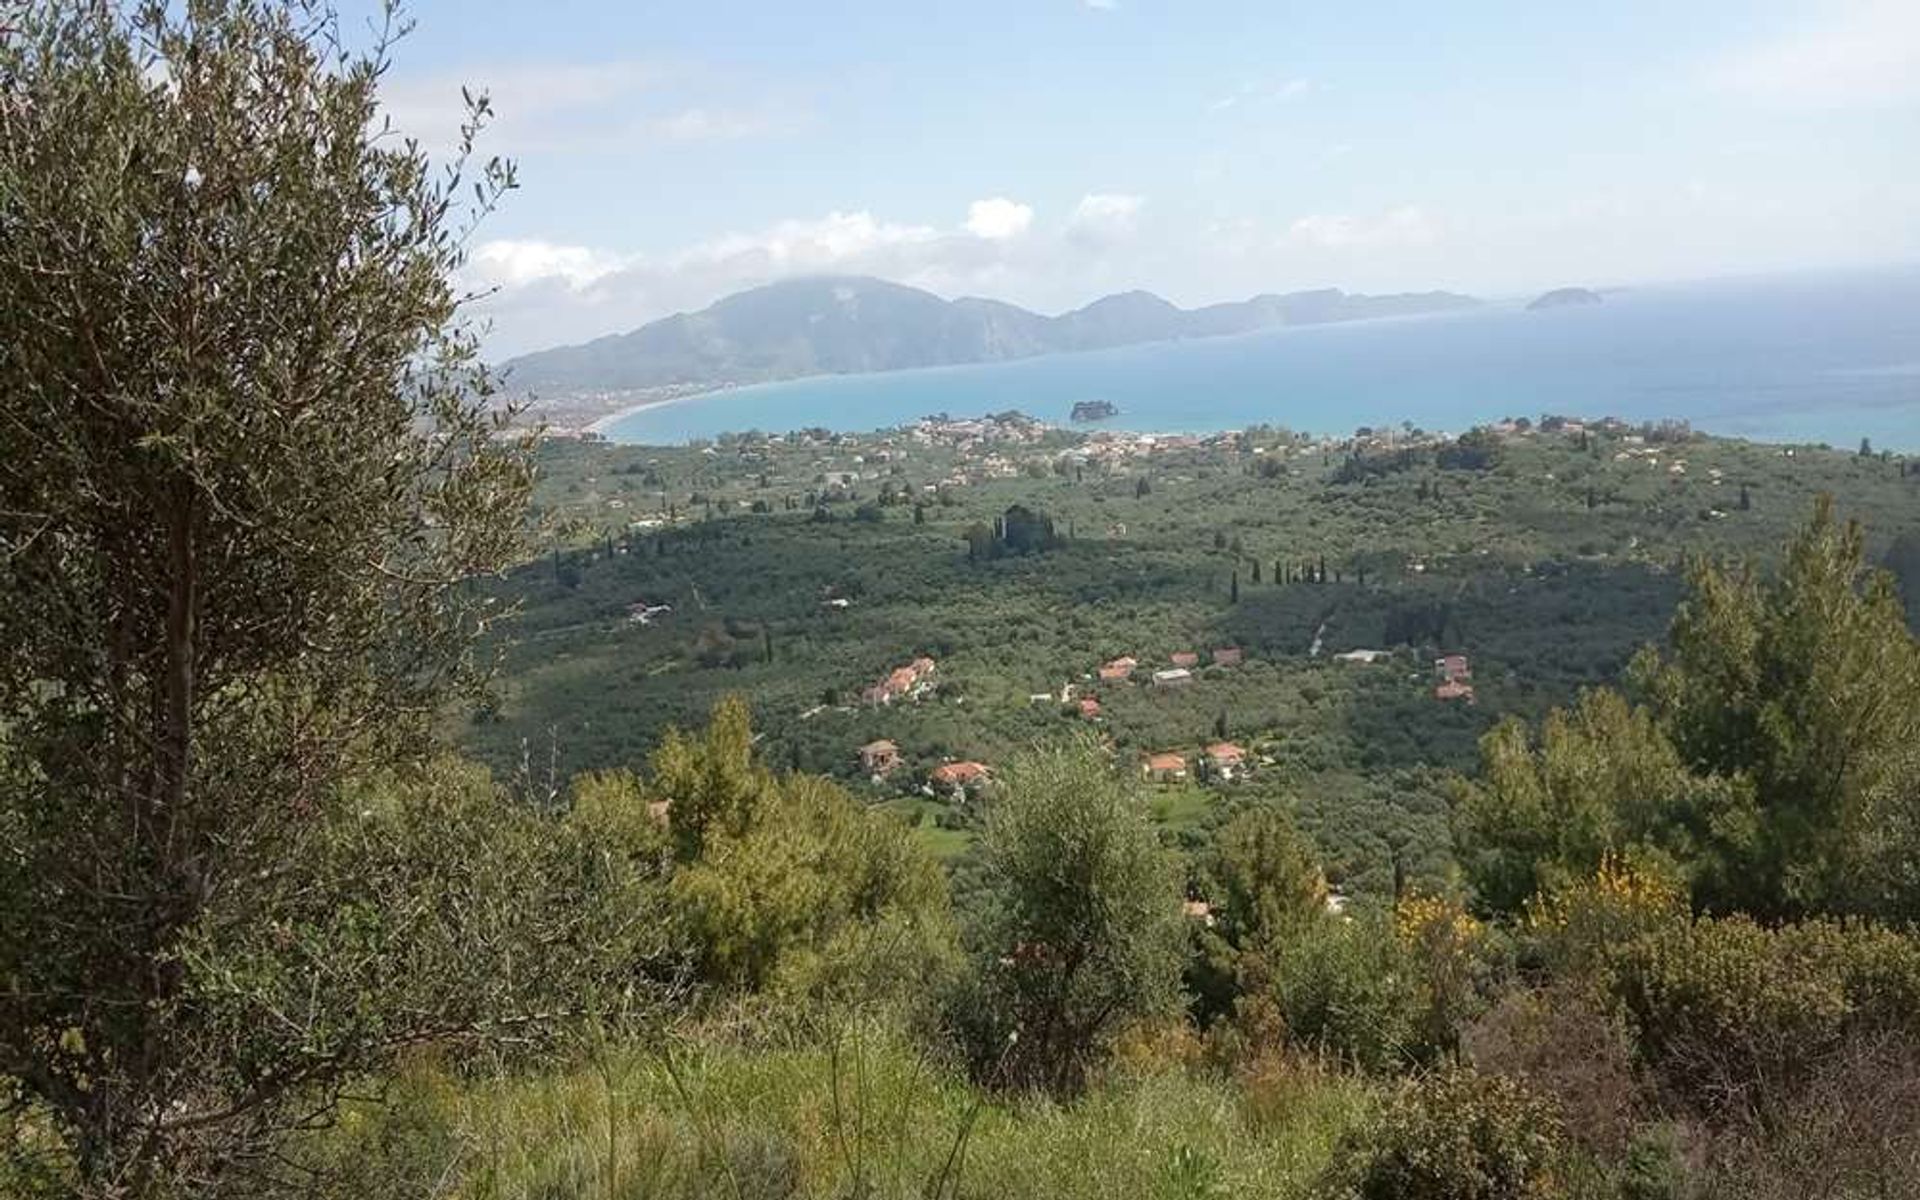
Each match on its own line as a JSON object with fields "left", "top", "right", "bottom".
{"left": 930, "top": 761, "right": 991, "bottom": 796}
{"left": 1212, "top": 647, "right": 1244, "bottom": 667}
{"left": 1143, "top": 752, "right": 1188, "bottom": 782}
{"left": 1205, "top": 742, "right": 1247, "bottom": 779}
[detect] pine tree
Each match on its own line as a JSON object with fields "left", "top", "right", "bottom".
{"left": 1230, "top": 570, "right": 1240, "bottom": 603}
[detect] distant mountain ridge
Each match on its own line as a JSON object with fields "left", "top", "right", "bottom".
{"left": 501, "top": 276, "right": 1482, "bottom": 395}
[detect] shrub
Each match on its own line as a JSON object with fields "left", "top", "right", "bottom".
{"left": 1521, "top": 851, "right": 1688, "bottom": 977}
{"left": 954, "top": 738, "right": 1188, "bottom": 1095}
{"left": 1394, "top": 891, "right": 1499, "bottom": 1059}
{"left": 1462, "top": 984, "right": 1647, "bottom": 1158}
{"left": 1606, "top": 914, "right": 1920, "bottom": 1116}
{"left": 1240, "top": 911, "right": 1421, "bottom": 1073}
{"left": 1329, "top": 1067, "right": 1567, "bottom": 1200}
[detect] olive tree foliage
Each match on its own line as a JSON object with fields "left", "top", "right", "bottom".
{"left": 955, "top": 737, "right": 1187, "bottom": 1095}
{"left": 0, "top": 1, "right": 615, "bottom": 1193}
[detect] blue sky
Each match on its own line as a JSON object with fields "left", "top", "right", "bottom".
{"left": 365, "top": 1, "right": 1920, "bottom": 356}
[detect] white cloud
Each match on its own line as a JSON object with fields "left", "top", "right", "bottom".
{"left": 689, "top": 210, "right": 942, "bottom": 269}
{"left": 468, "top": 204, "right": 1049, "bottom": 356}
{"left": 964, "top": 197, "right": 1035, "bottom": 240}
{"left": 469, "top": 196, "right": 1458, "bottom": 358}
{"left": 470, "top": 240, "right": 632, "bottom": 289}
{"left": 1707, "top": 1, "right": 1920, "bottom": 108}
{"left": 1067, "top": 193, "right": 1146, "bottom": 244}
{"left": 1207, "top": 77, "right": 1313, "bottom": 114}
{"left": 378, "top": 61, "right": 807, "bottom": 155}
{"left": 1083, "top": 0, "right": 1117, "bottom": 9}
{"left": 645, "top": 107, "right": 791, "bottom": 143}
{"left": 1286, "top": 206, "right": 1435, "bottom": 250}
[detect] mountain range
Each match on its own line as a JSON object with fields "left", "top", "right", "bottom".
{"left": 499, "top": 276, "right": 1482, "bottom": 395}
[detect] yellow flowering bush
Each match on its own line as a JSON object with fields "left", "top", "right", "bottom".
{"left": 1394, "top": 892, "right": 1493, "bottom": 1059}
{"left": 1523, "top": 851, "right": 1688, "bottom": 974}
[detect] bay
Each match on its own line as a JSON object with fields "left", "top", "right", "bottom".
{"left": 598, "top": 268, "right": 1920, "bottom": 450}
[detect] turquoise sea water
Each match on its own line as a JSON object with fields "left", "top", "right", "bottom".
{"left": 600, "top": 269, "right": 1920, "bottom": 450}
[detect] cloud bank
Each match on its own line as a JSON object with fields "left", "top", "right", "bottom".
{"left": 464, "top": 194, "right": 1465, "bottom": 358}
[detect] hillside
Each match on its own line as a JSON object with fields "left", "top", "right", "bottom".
{"left": 1528, "top": 286, "right": 1604, "bottom": 310}
{"left": 469, "top": 417, "right": 1920, "bottom": 894}
{"left": 500, "top": 275, "right": 1481, "bottom": 395}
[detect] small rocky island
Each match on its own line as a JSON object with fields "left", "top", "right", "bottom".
{"left": 1070, "top": 399, "right": 1119, "bottom": 422}
{"left": 1528, "top": 286, "right": 1603, "bottom": 311}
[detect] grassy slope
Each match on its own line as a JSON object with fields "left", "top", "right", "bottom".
{"left": 313, "top": 1025, "right": 1373, "bottom": 1200}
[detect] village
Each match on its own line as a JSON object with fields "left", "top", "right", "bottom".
{"left": 840, "top": 641, "right": 1475, "bottom": 805}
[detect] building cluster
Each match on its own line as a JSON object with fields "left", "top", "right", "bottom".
{"left": 862, "top": 656, "right": 937, "bottom": 706}
{"left": 1099, "top": 646, "right": 1243, "bottom": 689}
{"left": 1143, "top": 741, "right": 1248, "bottom": 783}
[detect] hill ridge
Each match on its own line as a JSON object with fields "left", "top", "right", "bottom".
{"left": 501, "top": 275, "right": 1481, "bottom": 395}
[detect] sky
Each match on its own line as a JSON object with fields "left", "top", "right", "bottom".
{"left": 362, "top": 1, "right": 1920, "bottom": 357}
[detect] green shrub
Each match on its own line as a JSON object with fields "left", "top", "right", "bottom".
{"left": 954, "top": 738, "right": 1188, "bottom": 1095}
{"left": 1237, "top": 911, "right": 1422, "bottom": 1073}
{"left": 1329, "top": 1067, "right": 1567, "bottom": 1200}
{"left": 1606, "top": 914, "right": 1920, "bottom": 1114}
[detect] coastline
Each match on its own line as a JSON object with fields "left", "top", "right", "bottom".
{"left": 571, "top": 382, "right": 740, "bottom": 435}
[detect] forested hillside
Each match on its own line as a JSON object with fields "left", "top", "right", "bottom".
{"left": 467, "top": 419, "right": 1920, "bottom": 896}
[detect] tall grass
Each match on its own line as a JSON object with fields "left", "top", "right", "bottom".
{"left": 308, "top": 1019, "right": 1374, "bottom": 1199}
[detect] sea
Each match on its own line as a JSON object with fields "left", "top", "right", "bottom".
{"left": 597, "top": 268, "right": 1920, "bottom": 450}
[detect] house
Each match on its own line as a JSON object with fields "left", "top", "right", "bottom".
{"left": 1435, "top": 680, "right": 1477, "bottom": 703}
{"left": 1143, "top": 752, "right": 1188, "bottom": 782}
{"left": 1078, "top": 697, "right": 1102, "bottom": 719}
{"left": 1212, "top": 646, "right": 1244, "bottom": 667}
{"left": 646, "top": 799, "right": 672, "bottom": 825}
{"left": 1334, "top": 649, "right": 1391, "bottom": 665}
{"left": 1151, "top": 668, "right": 1193, "bottom": 688}
{"left": 930, "top": 761, "right": 991, "bottom": 792}
{"left": 626, "top": 600, "right": 674, "bottom": 626}
{"left": 1434, "top": 654, "right": 1471, "bottom": 683}
{"left": 863, "top": 656, "right": 939, "bottom": 705}
{"left": 1169, "top": 651, "right": 1200, "bottom": 669}
{"left": 1205, "top": 742, "right": 1247, "bottom": 778}
{"left": 1099, "top": 656, "right": 1138, "bottom": 683}
{"left": 859, "top": 739, "right": 901, "bottom": 776}
{"left": 1182, "top": 899, "right": 1216, "bottom": 926}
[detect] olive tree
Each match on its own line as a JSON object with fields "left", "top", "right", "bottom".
{"left": 956, "top": 737, "right": 1186, "bottom": 1095}
{"left": 0, "top": 2, "right": 650, "bottom": 1193}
